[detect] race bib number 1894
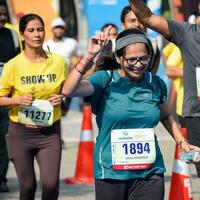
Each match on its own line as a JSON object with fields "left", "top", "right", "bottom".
{"left": 111, "top": 128, "right": 156, "bottom": 170}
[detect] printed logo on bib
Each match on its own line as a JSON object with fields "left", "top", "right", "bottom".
{"left": 111, "top": 128, "right": 156, "bottom": 170}
{"left": 18, "top": 100, "right": 53, "bottom": 127}
{"left": 196, "top": 67, "right": 200, "bottom": 100}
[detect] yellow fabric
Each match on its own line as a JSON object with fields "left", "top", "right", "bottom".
{"left": 0, "top": 51, "right": 68, "bottom": 123}
{"left": 162, "top": 42, "right": 175, "bottom": 57}
{"left": 162, "top": 43, "right": 183, "bottom": 116}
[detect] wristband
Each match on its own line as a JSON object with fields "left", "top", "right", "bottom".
{"left": 179, "top": 139, "right": 188, "bottom": 148}
{"left": 74, "top": 65, "right": 85, "bottom": 75}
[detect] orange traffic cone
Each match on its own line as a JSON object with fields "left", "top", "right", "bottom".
{"left": 65, "top": 103, "right": 94, "bottom": 184}
{"left": 169, "top": 128, "right": 193, "bottom": 200}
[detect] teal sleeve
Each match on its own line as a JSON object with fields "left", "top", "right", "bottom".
{"left": 86, "top": 71, "right": 111, "bottom": 114}
{"left": 154, "top": 75, "right": 168, "bottom": 104}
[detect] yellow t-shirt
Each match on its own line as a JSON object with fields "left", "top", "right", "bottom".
{"left": 162, "top": 42, "right": 175, "bottom": 57}
{"left": 163, "top": 43, "right": 183, "bottom": 116}
{"left": 0, "top": 51, "right": 68, "bottom": 123}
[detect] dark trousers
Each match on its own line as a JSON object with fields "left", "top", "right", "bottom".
{"left": 95, "top": 174, "right": 164, "bottom": 200}
{"left": 185, "top": 117, "right": 200, "bottom": 177}
{"left": 6, "top": 120, "right": 62, "bottom": 200}
{"left": 0, "top": 108, "right": 9, "bottom": 184}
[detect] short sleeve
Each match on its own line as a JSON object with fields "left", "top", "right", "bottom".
{"left": 0, "top": 62, "right": 14, "bottom": 96}
{"left": 162, "top": 43, "right": 175, "bottom": 57}
{"left": 153, "top": 75, "right": 168, "bottom": 104}
{"left": 167, "top": 20, "right": 190, "bottom": 46}
{"left": 166, "top": 46, "right": 182, "bottom": 67}
{"left": 86, "top": 71, "right": 111, "bottom": 114}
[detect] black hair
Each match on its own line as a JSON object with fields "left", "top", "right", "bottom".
{"left": 196, "top": 13, "right": 200, "bottom": 18}
{"left": 101, "top": 23, "right": 118, "bottom": 32}
{"left": 115, "top": 29, "right": 154, "bottom": 70}
{"left": 120, "top": 6, "right": 132, "bottom": 23}
{"left": 95, "top": 53, "right": 120, "bottom": 71}
{"left": 19, "top": 13, "right": 44, "bottom": 34}
{"left": 115, "top": 29, "right": 153, "bottom": 58}
{"left": 0, "top": 0, "right": 6, "bottom": 7}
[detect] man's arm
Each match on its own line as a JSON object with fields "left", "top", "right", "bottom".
{"left": 128, "top": 0, "right": 170, "bottom": 38}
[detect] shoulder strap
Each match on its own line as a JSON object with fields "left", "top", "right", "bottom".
{"left": 101, "top": 70, "right": 113, "bottom": 96}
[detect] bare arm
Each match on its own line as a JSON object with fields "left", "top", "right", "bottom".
{"left": 0, "top": 96, "right": 19, "bottom": 107}
{"left": 0, "top": 94, "right": 34, "bottom": 107}
{"left": 61, "top": 53, "right": 95, "bottom": 97}
{"left": 166, "top": 67, "right": 183, "bottom": 79}
{"left": 62, "top": 26, "right": 112, "bottom": 97}
{"left": 128, "top": 0, "right": 171, "bottom": 38}
{"left": 160, "top": 103, "right": 200, "bottom": 153}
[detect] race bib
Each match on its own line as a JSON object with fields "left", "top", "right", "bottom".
{"left": 18, "top": 100, "right": 53, "bottom": 127}
{"left": 196, "top": 67, "right": 200, "bottom": 100}
{"left": 111, "top": 128, "right": 156, "bottom": 170}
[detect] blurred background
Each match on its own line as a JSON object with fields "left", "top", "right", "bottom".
{"left": 3, "top": 0, "right": 200, "bottom": 106}
{"left": 1, "top": 1, "right": 200, "bottom": 199}
{"left": 4, "top": 0, "right": 199, "bottom": 48}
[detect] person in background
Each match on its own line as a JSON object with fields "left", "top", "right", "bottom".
{"left": 85, "top": 22, "right": 119, "bottom": 75}
{"left": 162, "top": 43, "right": 182, "bottom": 114}
{"left": 99, "top": 23, "right": 118, "bottom": 57}
{"left": 0, "top": 13, "right": 67, "bottom": 200}
{"left": 120, "top": 5, "right": 161, "bottom": 74}
{"left": 163, "top": 42, "right": 184, "bottom": 131}
{"left": 43, "top": 17, "right": 81, "bottom": 71}
{"left": 0, "top": 0, "right": 20, "bottom": 192}
{"left": 62, "top": 27, "right": 200, "bottom": 200}
{"left": 163, "top": 15, "right": 200, "bottom": 116}
{"left": 43, "top": 17, "right": 81, "bottom": 146}
{"left": 101, "top": 23, "right": 118, "bottom": 40}
{"left": 188, "top": 0, "right": 200, "bottom": 24}
{"left": 120, "top": 5, "right": 144, "bottom": 31}
{"left": 194, "top": 13, "right": 200, "bottom": 25}
{"left": 128, "top": 0, "right": 200, "bottom": 178}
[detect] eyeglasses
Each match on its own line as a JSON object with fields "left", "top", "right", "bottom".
{"left": 123, "top": 55, "right": 151, "bottom": 66}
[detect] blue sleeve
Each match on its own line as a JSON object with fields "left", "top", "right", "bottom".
{"left": 86, "top": 70, "right": 111, "bottom": 114}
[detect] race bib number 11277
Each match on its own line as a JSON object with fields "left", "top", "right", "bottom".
{"left": 18, "top": 100, "right": 53, "bottom": 127}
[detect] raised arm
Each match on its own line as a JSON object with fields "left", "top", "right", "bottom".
{"left": 160, "top": 103, "right": 200, "bottom": 158}
{"left": 62, "top": 26, "right": 112, "bottom": 97}
{"left": 128, "top": 0, "right": 171, "bottom": 38}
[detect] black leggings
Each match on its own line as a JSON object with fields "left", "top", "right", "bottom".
{"left": 185, "top": 117, "right": 200, "bottom": 177}
{"left": 95, "top": 174, "right": 164, "bottom": 200}
{"left": 6, "top": 120, "right": 61, "bottom": 200}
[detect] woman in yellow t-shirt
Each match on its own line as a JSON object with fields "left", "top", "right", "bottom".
{"left": 0, "top": 14, "right": 67, "bottom": 200}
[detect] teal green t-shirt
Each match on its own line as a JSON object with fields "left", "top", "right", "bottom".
{"left": 87, "top": 70, "right": 167, "bottom": 180}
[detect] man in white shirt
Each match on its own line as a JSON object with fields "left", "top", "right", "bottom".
{"left": 43, "top": 17, "right": 81, "bottom": 70}
{"left": 44, "top": 17, "right": 81, "bottom": 148}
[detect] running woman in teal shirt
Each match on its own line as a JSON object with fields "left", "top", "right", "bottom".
{"left": 62, "top": 28, "right": 200, "bottom": 200}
